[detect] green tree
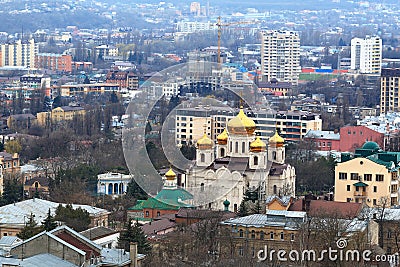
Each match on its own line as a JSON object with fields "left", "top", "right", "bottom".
{"left": 118, "top": 220, "right": 151, "bottom": 254}
{"left": 1, "top": 178, "right": 23, "bottom": 205}
{"left": 237, "top": 200, "right": 249, "bottom": 217}
{"left": 42, "top": 209, "right": 58, "bottom": 231}
{"left": 4, "top": 140, "right": 22, "bottom": 154}
{"left": 126, "top": 179, "right": 148, "bottom": 200}
{"left": 54, "top": 204, "right": 91, "bottom": 232}
{"left": 17, "top": 213, "right": 41, "bottom": 240}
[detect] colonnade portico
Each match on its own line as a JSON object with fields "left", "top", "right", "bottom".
{"left": 97, "top": 172, "right": 132, "bottom": 196}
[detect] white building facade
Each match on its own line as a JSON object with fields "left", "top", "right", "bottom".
{"left": 350, "top": 36, "right": 382, "bottom": 74}
{"left": 97, "top": 172, "right": 132, "bottom": 196}
{"left": 260, "top": 30, "right": 300, "bottom": 85}
{"left": 0, "top": 39, "right": 38, "bottom": 68}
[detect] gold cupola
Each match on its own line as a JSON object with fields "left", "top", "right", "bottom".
{"left": 227, "top": 107, "right": 256, "bottom": 136}
{"left": 269, "top": 131, "right": 284, "bottom": 147}
{"left": 197, "top": 133, "right": 213, "bottom": 150}
{"left": 217, "top": 129, "right": 228, "bottom": 145}
{"left": 250, "top": 137, "right": 267, "bottom": 152}
{"left": 165, "top": 168, "right": 176, "bottom": 181}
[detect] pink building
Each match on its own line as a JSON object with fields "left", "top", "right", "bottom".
{"left": 339, "top": 125, "right": 384, "bottom": 152}
{"left": 305, "top": 125, "right": 384, "bottom": 152}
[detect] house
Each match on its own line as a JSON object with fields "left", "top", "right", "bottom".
{"left": 7, "top": 114, "right": 36, "bottom": 130}
{"left": 37, "top": 106, "right": 85, "bottom": 126}
{"left": 23, "top": 176, "right": 50, "bottom": 198}
{"left": 0, "top": 152, "right": 20, "bottom": 174}
{"left": 8, "top": 225, "right": 145, "bottom": 267}
{"left": 265, "top": 195, "right": 294, "bottom": 210}
{"left": 335, "top": 141, "right": 400, "bottom": 207}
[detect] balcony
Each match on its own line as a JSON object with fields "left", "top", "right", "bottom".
{"left": 354, "top": 191, "right": 367, "bottom": 198}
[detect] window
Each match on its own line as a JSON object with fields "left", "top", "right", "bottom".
{"left": 242, "top": 142, "right": 245, "bottom": 153}
{"left": 290, "top": 233, "right": 295, "bottom": 241}
{"left": 201, "top": 183, "right": 204, "bottom": 192}
{"left": 270, "top": 232, "right": 274, "bottom": 240}
{"left": 145, "top": 211, "right": 149, "bottom": 217}
{"left": 388, "top": 230, "right": 392, "bottom": 239}
{"left": 251, "top": 230, "right": 255, "bottom": 239}
{"left": 273, "top": 151, "right": 276, "bottom": 160}
{"left": 201, "top": 154, "right": 205, "bottom": 163}
{"left": 376, "top": 175, "right": 384, "bottom": 182}
{"left": 373, "top": 199, "right": 377, "bottom": 205}
{"left": 373, "top": 186, "right": 377, "bottom": 193}
{"left": 235, "top": 142, "right": 239, "bottom": 153}
{"left": 347, "top": 198, "right": 352, "bottom": 202}
{"left": 157, "top": 211, "right": 160, "bottom": 217}
{"left": 280, "top": 232, "right": 284, "bottom": 240}
{"left": 254, "top": 156, "right": 258, "bottom": 166}
{"left": 364, "top": 174, "right": 372, "bottom": 181}
{"left": 238, "top": 246, "right": 244, "bottom": 256}
{"left": 260, "top": 231, "right": 264, "bottom": 240}
{"left": 347, "top": 185, "right": 350, "bottom": 191}
{"left": 351, "top": 173, "right": 359, "bottom": 180}
{"left": 339, "top": 173, "right": 347, "bottom": 180}
{"left": 239, "top": 229, "right": 243, "bottom": 237}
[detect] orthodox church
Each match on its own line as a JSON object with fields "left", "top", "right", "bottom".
{"left": 183, "top": 107, "right": 296, "bottom": 212}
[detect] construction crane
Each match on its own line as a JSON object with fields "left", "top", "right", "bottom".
{"left": 216, "top": 16, "right": 256, "bottom": 65}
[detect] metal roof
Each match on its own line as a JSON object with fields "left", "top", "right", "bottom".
{"left": 221, "top": 212, "right": 306, "bottom": 228}
{"left": 0, "top": 199, "right": 109, "bottom": 226}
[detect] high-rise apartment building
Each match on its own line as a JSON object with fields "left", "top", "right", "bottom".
{"left": 0, "top": 39, "right": 38, "bottom": 68}
{"left": 260, "top": 30, "right": 300, "bottom": 85}
{"left": 380, "top": 68, "right": 400, "bottom": 114}
{"left": 350, "top": 36, "right": 382, "bottom": 74}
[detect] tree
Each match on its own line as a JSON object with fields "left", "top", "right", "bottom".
{"left": 43, "top": 96, "right": 52, "bottom": 112}
{"left": 1, "top": 178, "right": 23, "bottom": 205}
{"left": 17, "top": 213, "right": 41, "bottom": 240}
{"left": 54, "top": 204, "right": 91, "bottom": 232}
{"left": 118, "top": 219, "right": 151, "bottom": 254}
{"left": 42, "top": 208, "right": 57, "bottom": 231}
{"left": 5, "top": 140, "right": 22, "bottom": 154}
{"left": 126, "top": 179, "right": 148, "bottom": 200}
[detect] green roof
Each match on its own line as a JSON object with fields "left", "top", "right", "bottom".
{"left": 366, "top": 155, "right": 395, "bottom": 170}
{"left": 128, "top": 187, "right": 193, "bottom": 211}
{"left": 353, "top": 182, "right": 368, "bottom": 187}
{"left": 128, "top": 200, "right": 146, "bottom": 211}
{"left": 362, "top": 141, "right": 380, "bottom": 150}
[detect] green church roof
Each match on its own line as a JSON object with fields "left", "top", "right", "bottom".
{"left": 362, "top": 141, "right": 380, "bottom": 150}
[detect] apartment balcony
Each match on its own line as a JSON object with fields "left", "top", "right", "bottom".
{"left": 354, "top": 191, "right": 367, "bottom": 198}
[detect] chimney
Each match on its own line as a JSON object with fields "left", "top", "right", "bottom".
{"left": 129, "top": 242, "right": 138, "bottom": 267}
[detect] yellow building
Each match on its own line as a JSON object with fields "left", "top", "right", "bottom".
{"left": 334, "top": 141, "right": 400, "bottom": 207}
{"left": 37, "top": 106, "right": 85, "bottom": 126}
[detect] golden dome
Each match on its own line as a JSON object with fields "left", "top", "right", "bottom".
{"left": 197, "top": 133, "right": 213, "bottom": 150}
{"left": 269, "top": 132, "right": 284, "bottom": 147}
{"left": 250, "top": 137, "right": 267, "bottom": 152}
{"left": 217, "top": 129, "right": 228, "bottom": 145}
{"left": 227, "top": 108, "right": 256, "bottom": 136}
{"left": 165, "top": 168, "right": 176, "bottom": 180}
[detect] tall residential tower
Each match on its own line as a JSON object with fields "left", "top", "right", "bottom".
{"left": 350, "top": 36, "right": 382, "bottom": 74}
{"left": 260, "top": 30, "right": 300, "bottom": 85}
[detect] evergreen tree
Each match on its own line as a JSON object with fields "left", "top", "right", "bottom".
{"left": 118, "top": 220, "right": 151, "bottom": 254}
{"left": 1, "top": 178, "right": 23, "bottom": 205}
{"left": 126, "top": 180, "right": 148, "bottom": 200}
{"left": 237, "top": 200, "right": 248, "bottom": 217}
{"left": 42, "top": 209, "right": 57, "bottom": 231}
{"left": 17, "top": 213, "right": 41, "bottom": 240}
{"left": 43, "top": 96, "right": 52, "bottom": 111}
{"left": 145, "top": 121, "right": 152, "bottom": 135}
{"left": 110, "top": 92, "right": 119, "bottom": 103}
{"left": 54, "top": 204, "right": 91, "bottom": 232}
{"left": 52, "top": 96, "right": 62, "bottom": 108}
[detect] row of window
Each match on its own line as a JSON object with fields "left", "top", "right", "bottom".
{"left": 237, "top": 228, "right": 295, "bottom": 241}
{"left": 339, "top": 172, "right": 383, "bottom": 182}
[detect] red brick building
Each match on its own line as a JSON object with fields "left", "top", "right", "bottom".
{"left": 35, "top": 53, "right": 72, "bottom": 73}
{"left": 106, "top": 70, "right": 138, "bottom": 90}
